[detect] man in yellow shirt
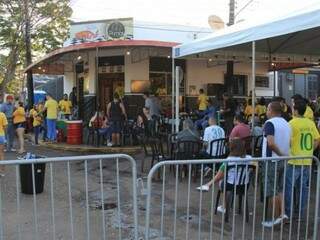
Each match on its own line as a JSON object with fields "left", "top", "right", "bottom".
{"left": 59, "top": 94, "right": 72, "bottom": 120}
{"left": 285, "top": 99, "right": 320, "bottom": 221}
{"left": 198, "top": 89, "right": 209, "bottom": 112}
{"left": 0, "top": 111, "right": 8, "bottom": 176}
{"left": 44, "top": 95, "right": 58, "bottom": 142}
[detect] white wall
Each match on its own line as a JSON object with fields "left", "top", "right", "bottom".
{"left": 124, "top": 55, "right": 149, "bottom": 93}
{"left": 87, "top": 50, "right": 96, "bottom": 94}
{"left": 186, "top": 60, "right": 272, "bottom": 96}
{"left": 64, "top": 71, "right": 74, "bottom": 95}
{"left": 134, "top": 20, "right": 212, "bottom": 44}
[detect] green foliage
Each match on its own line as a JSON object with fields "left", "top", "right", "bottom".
{"left": 0, "top": 0, "right": 73, "bottom": 93}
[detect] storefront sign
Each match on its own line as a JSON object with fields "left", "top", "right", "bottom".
{"left": 66, "top": 18, "right": 133, "bottom": 46}
{"left": 107, "top": 21, "right": 125, "bottom": 38}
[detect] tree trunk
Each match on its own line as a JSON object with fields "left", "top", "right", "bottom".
{"left": 24, "top": 0, "right": 34, "bottom": 109}
{"left": 0, "top": 46, "right": 19, "bottom": 95}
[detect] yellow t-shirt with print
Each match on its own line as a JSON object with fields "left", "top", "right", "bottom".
{"left": 30, "top": 109, "right": 41, "bottom": 127}
{"left": 59, "top": 100, "right": 72, "bottom": 114}
{"left": 13, "top": 107, "right": 26, "bottom": 124}
{"left": 198, "top": 94, "right": 209, "bottom": 111}
{"left": 0, "top": 112, "right": 8, "bottom": 136}
{"left": 289, "top": 117, "right": 320, "bottom": 165}
{"left": 45, "top": 99, "right": 58, "bottom": 119}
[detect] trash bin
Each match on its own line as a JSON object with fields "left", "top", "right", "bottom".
{"left": 19, "top": 154, "right": 46, "bottom": 194}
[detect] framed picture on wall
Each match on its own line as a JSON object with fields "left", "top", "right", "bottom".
{"left": 189, "top": 85, "right": 197, "bottom": 95}
{"left": 131, "top": 80, "right": 151, "bottom": 93}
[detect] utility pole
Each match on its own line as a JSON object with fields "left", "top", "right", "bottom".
{"left": 225, "top": 0, "right": 236, "bottom": 93}
{"left": 227, "top": 0, "right": 236, "bottom": 26}
{"left": 24, "top": 0, "right": 34, "bottom": 109}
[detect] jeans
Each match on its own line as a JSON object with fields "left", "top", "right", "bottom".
{"left": 5, "top": 122, "right": 15, "bottom": 150}
{"left": 46, "top": 119, "right": 57, "bottom": 141}
{"left": 285, "top": 164, "right": 310, "bottom": 218}
{"left": 98, "top": 127, "right": 112, "bottom": 141}
{"left": 34, "top": 126, "right": 40, "bottom": 144}
{"left": 42, "top": 120, "right": 47, "bottom": 141}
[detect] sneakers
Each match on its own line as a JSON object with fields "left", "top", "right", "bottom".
{"left": 262, "top": 214, "right": 289, "bottom": 227}
{"left": 196, "top": 185, "right": 209, "bottom": 192}
{"left": 4, "top": 148, "right": 16, "bottom": 152}
{"left": 107, "top": 142, "right": 113, "bottom": 147}
{"left": 217, "top": 205, "right": 226, "bottom": 214}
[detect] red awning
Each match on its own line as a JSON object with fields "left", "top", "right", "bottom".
{"left": 25, "top": 40, "right": 179, "bottom": 73}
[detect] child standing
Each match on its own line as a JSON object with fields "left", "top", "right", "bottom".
{"left": 30, "top": 105, "right": 42, "bottom": 145}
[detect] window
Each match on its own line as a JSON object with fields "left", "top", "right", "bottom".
{"left": 307, "top": 74, "right": 318, "bottom": 100}
{"left": 256, "top": 76, "right": 269, "bottom": 88}
{"left": 149, "top": 57, "right": 185, "bottom": 95}
{"left": 224, "top": 74, "right": 248, "bottom": 96}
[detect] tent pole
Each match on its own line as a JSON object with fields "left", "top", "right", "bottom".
{"left": 95, "top": 47, "right": 99, "bottom": 110}
{"left": 175, "top": 66, "right": 180, "bottom": 133}
{"left": 273, "top": 69, "right": 276, "bottom": 97}
{"left": 171, "top": 57, "right": 175, "bottom": 134}
{"left": 251, "top": 41, "right": 256, "bottom": 140}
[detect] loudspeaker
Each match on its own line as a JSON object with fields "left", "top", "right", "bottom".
{"left": 207, "top": 83, "right": 224, "bottom": 96}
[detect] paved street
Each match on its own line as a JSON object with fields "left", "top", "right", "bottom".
{"left": 0, "top": 141, "right": 318, "bottom": 239}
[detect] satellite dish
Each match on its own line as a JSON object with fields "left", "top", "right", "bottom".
{"left": 208, "top": 15, "right": 225, "bottom": 30}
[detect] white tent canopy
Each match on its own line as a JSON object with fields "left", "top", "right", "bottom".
{"left": 171, "top": 3, "right": 320, "bottom": 133}
{"left": 174, "top": 3, "right": 320, "bottom": 60}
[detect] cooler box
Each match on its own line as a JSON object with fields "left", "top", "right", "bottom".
{"left": 67, "top": 120, "right": 83, "bottom": 145}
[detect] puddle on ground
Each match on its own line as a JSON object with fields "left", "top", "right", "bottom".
{"left": 96, "top": 202, "right": 117, "bottom": 210}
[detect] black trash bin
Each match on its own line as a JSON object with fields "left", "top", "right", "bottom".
{"left": 20, "top": 155, "right": 46, "bottom": 194}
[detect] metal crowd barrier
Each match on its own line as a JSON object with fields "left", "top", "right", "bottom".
{"left": 0, "top": 154, "right": 138, "bottom": 240}
{"left": 145, "top": 156, "right": 320, "bottom": 240}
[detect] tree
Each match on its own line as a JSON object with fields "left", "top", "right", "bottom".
{"left": 0, "top": 0, "right": 72, "bottom": 102}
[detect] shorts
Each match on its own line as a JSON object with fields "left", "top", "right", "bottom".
{"left": 261, "top": 161, "right": 284, "bottom": 197}
{"left": 219, "top": 180, "right": 236, "bottom": 191}
{"left": 14, "top": 122, "right": 26, "bottom": 129}
{"left": 0, "top": 136, "right": 6, "bottom": 145}
{"left": 111, "top": 121, "right": 123, "bottom": 134}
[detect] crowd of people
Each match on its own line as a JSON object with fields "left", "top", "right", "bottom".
{"left": 0, "top": 92, "right": 74, "bottom": 176}
{"left": 88, "top": 91, "right": 162, "bottom": 147}
{"left": 189, "top": 89, "right": 319, "bottom": 227}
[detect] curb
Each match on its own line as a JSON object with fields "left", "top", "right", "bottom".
{"left": 26, "top": 134, "right": 142, "bottom": 154}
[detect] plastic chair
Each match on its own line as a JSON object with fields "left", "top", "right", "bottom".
{"left": 176, "top": 140, "right": 202, "bottom": 181}
{"left": 214, "top": 164, "right": 253, "bottom": 223}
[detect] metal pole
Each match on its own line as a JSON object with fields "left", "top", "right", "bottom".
{"left": 95, "top": 47, "right": 99, "bottom": 110}
{"left": 172, "top": 57, "right": 175, "bottom": 134}
{"left": 273, "top": 69, "right": 276, "bottom": 97}
{"left": 175, "top": 66, "right": 180, "bottom": 133}
{"left": 251, "top": 41, "right": 256, "bottom": 135}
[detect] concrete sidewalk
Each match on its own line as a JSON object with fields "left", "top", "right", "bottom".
{"left": 26, "top": 133, "right": 142, "bottom": 154}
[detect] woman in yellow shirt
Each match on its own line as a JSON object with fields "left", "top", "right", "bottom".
{"left": 13, "top": 102, "right": 26, "bottom": 154}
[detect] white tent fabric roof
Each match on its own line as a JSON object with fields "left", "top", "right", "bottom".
{"left": 174, "top": 3, "right": 320, "bottom": 58}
